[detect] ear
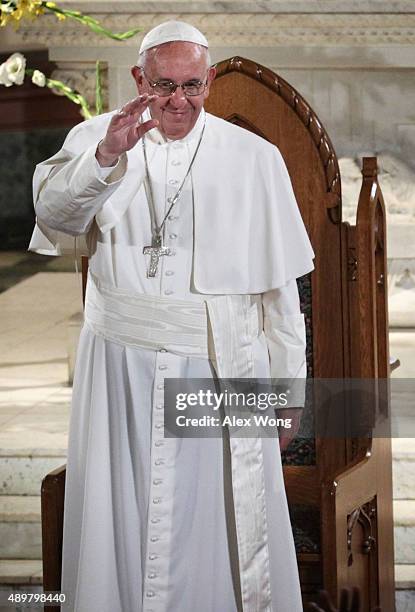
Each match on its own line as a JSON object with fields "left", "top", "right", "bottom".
{"left": 204, "top": 65, "right": 217, "bottom": 99}
{"left": 207, "top": 65, "right": 216, "bottom": 85}
{"left": 131, "top": 65, "right": 143, "bottom": 92}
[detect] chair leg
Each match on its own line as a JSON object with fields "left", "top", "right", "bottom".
{"left": 41, "top": 465, "right": 66, "bottom": 611}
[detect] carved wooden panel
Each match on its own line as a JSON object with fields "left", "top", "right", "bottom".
{"left": 346, "top": 499, "right": 379, "bottom": 611}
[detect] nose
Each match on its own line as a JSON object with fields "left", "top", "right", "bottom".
{"left": 169, "top": 85, "right": 188, "bottom": 108}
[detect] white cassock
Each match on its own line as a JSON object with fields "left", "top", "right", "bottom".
{"left": 29, "top": 108, "right": 315, "bottom": 612}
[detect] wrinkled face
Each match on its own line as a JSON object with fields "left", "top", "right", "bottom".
{"left": 131, "top": 41, "right": 216, "bottom": 140}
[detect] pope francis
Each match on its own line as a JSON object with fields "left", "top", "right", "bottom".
{"left": 29, "top": 20, "right": 315, "bottom": 612}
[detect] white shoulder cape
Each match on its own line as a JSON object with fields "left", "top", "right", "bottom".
{"left": 29, "top": 112, "right": 314, "bottom": 294}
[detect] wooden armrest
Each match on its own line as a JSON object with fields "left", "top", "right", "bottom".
{"left": 389, "top": 356, "right": 400, "bottom": 373}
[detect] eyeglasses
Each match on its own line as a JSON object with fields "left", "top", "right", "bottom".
{"left": 142, "top": 69, "right": 209, "bottom": 97}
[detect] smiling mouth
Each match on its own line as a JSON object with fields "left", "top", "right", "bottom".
{"left": 164, "top": 113, "right": 189, "bottom": 122}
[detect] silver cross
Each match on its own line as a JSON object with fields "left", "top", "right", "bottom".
{"left": 143, "top": 235, "right": 170, "bottom": 278}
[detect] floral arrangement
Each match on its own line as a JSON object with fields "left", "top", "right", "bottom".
{"left": 0, "top": 1, "right": 140, "bottom": 40}
{"left": 0, "top": 1, "right": 141, "bottom": 118}
{"left": 0, "top": 52, "right": 103, "bottom": 118}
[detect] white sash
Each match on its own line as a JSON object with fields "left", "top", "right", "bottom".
{"left": 84, "top": 272, "right": 273, "bottom": 612}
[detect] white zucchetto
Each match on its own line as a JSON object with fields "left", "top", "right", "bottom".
{"left": 138, "top": 20, "right": 209, "bottom": 56}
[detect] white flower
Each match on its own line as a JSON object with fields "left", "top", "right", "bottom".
{"left": 32, "top": 70, "right": 46, "bottom": 88}
{"left": 0, "top": 53, "right": 26, "bottom": 87}
{"left": 0, "top": 61, "right": 13, "bottom": 87}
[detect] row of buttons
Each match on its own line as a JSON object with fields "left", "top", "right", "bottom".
{"left": 143, "top": 144, "right": 187, "bottom": 609}
{"left": 163, "top": 213, "right": 177, "bottom": 294}
{"left": 162, "top": 154, "right": 181, "bottom": 299}
{"left": 144, "top": 351, "right": 170, "bottom": 607}
{"left": 143, "top": 143, "right": 191, "bottom": 612}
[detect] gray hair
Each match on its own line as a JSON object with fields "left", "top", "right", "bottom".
{"left": 136, "top": 44, "right": 212, "bottom": 70}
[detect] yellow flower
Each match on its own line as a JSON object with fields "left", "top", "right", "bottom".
{"left": 0, "top": 14, "right": 11, "bottom": 27}
{"left": 0, "top": 1, "right": 44, "bottom": 26}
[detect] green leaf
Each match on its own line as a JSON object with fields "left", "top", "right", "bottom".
{"left": 45, "top": 77, "right": 93, "bottom": 119}
{"left": 95, "top": 60, "right": 103, "bottom": 115}
{"left": 43, "top": 4, "right": 141, "bottom": 40}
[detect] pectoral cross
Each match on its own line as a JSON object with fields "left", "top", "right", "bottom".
{"left": 143, "top": 235, "right": 170, "bottom": 278}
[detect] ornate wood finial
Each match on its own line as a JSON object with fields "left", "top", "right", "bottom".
{"left": 362, "top": 157, "right": 378, "bottom": 179}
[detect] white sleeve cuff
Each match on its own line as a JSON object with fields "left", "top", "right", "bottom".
{"left": 94, "top": 151, "right": 127, "bottom": 184}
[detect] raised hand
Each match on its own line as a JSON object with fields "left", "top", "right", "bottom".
{"left": 96, "top": 93, "right": 159, "bottom": 167}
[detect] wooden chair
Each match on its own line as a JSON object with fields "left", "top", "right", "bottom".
{"left": 41, "top": 57, "right": 395, "bottom": 610}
